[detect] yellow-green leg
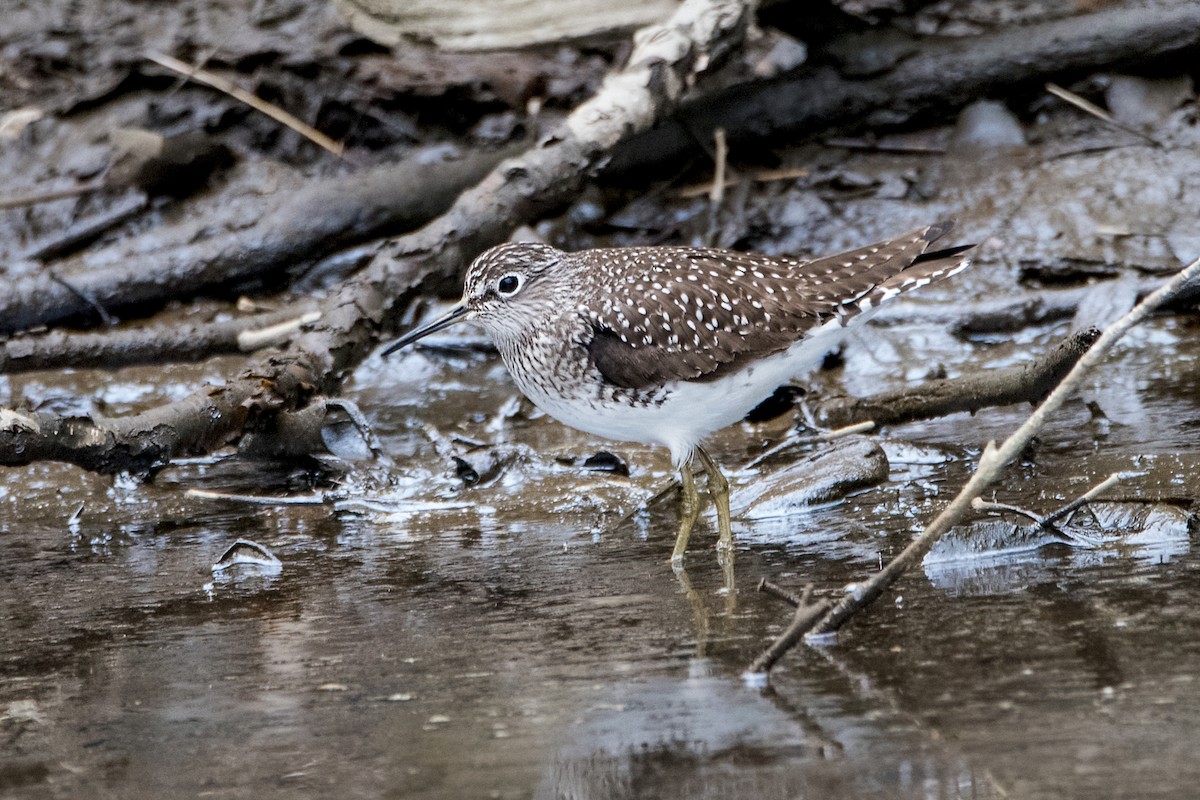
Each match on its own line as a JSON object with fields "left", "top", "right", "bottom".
{"left": 670, "top": 460, "right": 701, "bottom": 566}
{"left": 694, "top": 445, "right": 733, "bottom": 554}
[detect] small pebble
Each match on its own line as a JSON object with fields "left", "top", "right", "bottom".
{"left": 949, "top": 100, "right": 1026, "bottom": 152}
{"left": 1105, "top": 75, "right": 1192, "bottom": 127}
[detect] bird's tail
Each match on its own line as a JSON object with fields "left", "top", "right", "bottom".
{"left": 805, "top": 220, "right": 975, "bottom": 316}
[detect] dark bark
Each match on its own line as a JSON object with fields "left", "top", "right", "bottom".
{"left": 812, "top": 327, "right": 1101, "bottom": 429}
{"left": 0, "top": 148, "right": 508, "bottom": 335}
{"left": 0, "top": 389, "right": 255, "bottom": 474}
{"left": 747, "top": 581, "right": 834, "bottom": 675}
{"left": 608, "top": 1, "right": 1200, "bottom": 176}
{"left": 0, "top": 305, "right": 316, "bottom": 374}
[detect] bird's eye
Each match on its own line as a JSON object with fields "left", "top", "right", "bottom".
{"left": 497, "top": 274, "right": 522, "bottom": 296}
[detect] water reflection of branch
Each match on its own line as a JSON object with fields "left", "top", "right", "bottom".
{"left": 754, "top": 680, "right": 846, "bottom": 759}
{"left": 750, "top": 255, "right": 1200, "bottom": 672}
{"left": 748, "top": 582, "right": 833, "bottom": 674}
{"left": 804, "top": 643, "right": 1013, "bottom": 797}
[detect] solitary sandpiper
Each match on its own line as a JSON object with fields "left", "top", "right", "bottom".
{"left": 383, "top": 222, "right": 973, "bottom": 563}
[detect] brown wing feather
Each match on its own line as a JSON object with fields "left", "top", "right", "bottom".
{"left": 585, "top": 221, "right": 971, "bottom": 390}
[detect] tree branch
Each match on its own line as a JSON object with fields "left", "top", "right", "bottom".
{"left": 812, "top": 327, "right": 1100, "bottom": 429}
{"left": 609, "top": 2, "right": 1200, "bottom": 176}
{"left": 0, "top": 305, "right": 318, "bottom": 374}
{"left": 0, "top": 147, "right": 507, "bottom": 335}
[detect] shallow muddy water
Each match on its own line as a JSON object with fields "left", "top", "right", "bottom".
{"left": 3, "top": 303, "right": 1199, "bottom": 799}
{"left": 3, "top": 0, "right": 1200, "bottom": 795}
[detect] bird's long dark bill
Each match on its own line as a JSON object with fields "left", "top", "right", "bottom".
{"left": 380, "top": 302, "right": 470, "bottom": 358}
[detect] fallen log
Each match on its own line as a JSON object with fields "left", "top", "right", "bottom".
{"left": 0, "top": 147, "right": 507, "bottom": 335}
{"left": 609, "top": 2, "right": 1200, "bottom": 176}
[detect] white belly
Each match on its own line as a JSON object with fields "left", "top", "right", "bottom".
{"left": 514, "top": 323, "right": 846, "bottom": 467}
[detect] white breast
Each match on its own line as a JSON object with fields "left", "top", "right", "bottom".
{"left": 508, "top": 316, "right": 851, "bottom": 467}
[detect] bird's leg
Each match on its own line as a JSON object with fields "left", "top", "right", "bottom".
{"left": 670, "top": 458, "right": 702, "bottom": 566}
{"left": 694, "top": 445, "right": 733, "bottom": 555}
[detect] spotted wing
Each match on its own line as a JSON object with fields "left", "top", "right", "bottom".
{"left": 585, "top": 221, "right": 971, "bottom": 389}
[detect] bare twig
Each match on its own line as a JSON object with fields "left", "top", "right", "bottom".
{"left": 748, "top": 587, "right": 834, "bottom": 674}
{"left": 823, "top": 136, "right": 945, "bottom": 155}
{"left": 970, "top": 470, "right": 1126, "bottom": 528}
{"left": 677, "top": 166, "right": 810, "bottom": 198}
{"left": 970, "top": 497, "right": 1042, "bottom": 524}
{"left": 187, "top": 487, "right": 475, "bottom": 516}
{"left": 0, "top": 180, "right": 105, "bottom": 211}
{"left": 236, "top": 312, "right": 322, "bottom": 352}
{"left": 46, "top": 271, "right": 115, "bottom": 326}
{"left": 188, "top": 488, "right": 327, "bottom": 506}
{"left": 145, "top": 51, "right": 344, "bottom": 157}
{"left": 1036, "top": 471, "right": 1125, "bottom": 528}
{"left": 22, "top": 192, "right": 149, "bottom": 263}
{"left": 758, "top": 578, "right": 808, "bottom": 608}
{"left": 1045, "top": 82, "right": 1160, "bottom": 148}
{"left": 709, "top": 127, "right": 728, "bottom": 204}
{"left": 744, "top": 420, "right": 875, "bottom": 471}
{"left": 821, "top": 420, "right": 876, "bottom": 440}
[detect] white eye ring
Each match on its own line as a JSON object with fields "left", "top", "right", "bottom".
{"left": 497, "top": 273, "right": 522, "bottom": 296}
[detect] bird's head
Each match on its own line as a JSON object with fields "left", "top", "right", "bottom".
{"left": 381, "top": 242, "right": 566, "bottom": 356}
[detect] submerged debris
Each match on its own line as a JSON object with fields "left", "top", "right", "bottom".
{"left": 735, "top": 437, "right": 889, "bottom": 520}
{"left": 212, "top": 538, "right": 283, "bottom": 573}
